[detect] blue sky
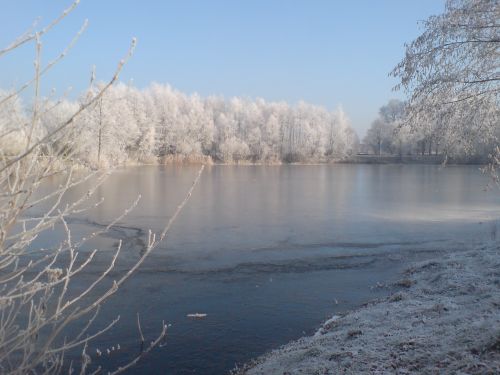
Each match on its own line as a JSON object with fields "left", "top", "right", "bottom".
{"left": 0, "top": 0, "right": 444, "bottom": 136}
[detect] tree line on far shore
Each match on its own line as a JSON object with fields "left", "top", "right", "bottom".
{"left": 0, "top": 84, "right": 359, "bottom": 168}
{"left": 363, "top": 98, "right": 498, "bottom": 163}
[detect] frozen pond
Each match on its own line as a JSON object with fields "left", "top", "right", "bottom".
{"left": 31, "top": 164, "right": 500, "bottom": 374}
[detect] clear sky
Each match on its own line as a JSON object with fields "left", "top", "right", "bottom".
{"left": 0, "top": 0, "right": 444, "bottom": 137}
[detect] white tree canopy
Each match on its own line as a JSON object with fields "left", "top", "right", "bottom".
{"left": 391, "top": 0, "right": 499, "bottom": 156}
{"left": 2, "top": 83, "right": 360, "bottom": 166}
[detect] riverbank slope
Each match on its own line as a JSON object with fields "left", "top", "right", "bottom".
{"left": 235, "top": 243, "right": 500, "bottom": 374}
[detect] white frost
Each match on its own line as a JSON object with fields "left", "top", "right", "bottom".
{"left": 236, "top": 243, "right": 500, "bottom": 374}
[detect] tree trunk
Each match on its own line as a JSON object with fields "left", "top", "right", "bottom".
{"left": 97, "top": 98, "right": 103, "bottom": 164}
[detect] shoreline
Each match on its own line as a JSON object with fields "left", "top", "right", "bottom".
{"left": 114, "top": 158, "right": 487, "bottom": 168}
{"left": 49, "top": 154, "right": 489, "bottom": 170}
{"left": 233, "top": 243, "right": 500, "bottom": 374}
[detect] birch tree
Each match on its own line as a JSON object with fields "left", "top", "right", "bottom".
{"left": 391, "top": 0, "right": 499, "bottom": 161}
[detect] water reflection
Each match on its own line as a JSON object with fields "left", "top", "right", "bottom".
{"left": 31, "top": 164, "right": 499, "bottom": 374}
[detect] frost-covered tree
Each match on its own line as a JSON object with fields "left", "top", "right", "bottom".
{"left": 391, "top": 0, "right": 499, "bottom": 160}
{"left": 39, "top": 99, "right": 80, "bottom": 157}
{"left": 0, "top": 3, "right": 207, "bottom": 373}
{"left": 2, "top": 82, "right": 359, "bottom": 165}
{"left": 379, "top": 99, "right": 406, "bottom": 156}
{"left": 0, "top": 90, "right": 28, "bottom": 155}
{"left": 364, "top": 117, "right": 393, "bottom": 155}
{"left": 379, "top": 99, "right": 405, "bottom": 125}
{"left": 331, "top": 106, "right": 357, "bottom": 157}
{"left": 76, "top": 83, "right": 139, "bottom": 167}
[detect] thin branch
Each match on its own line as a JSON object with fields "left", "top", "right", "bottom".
{"left": 0, "top": 0, "right": 80, "bottom": 58}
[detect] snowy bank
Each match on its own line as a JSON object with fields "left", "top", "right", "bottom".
{"left": 234, "top": 244, "right": 500, "bottom": 374}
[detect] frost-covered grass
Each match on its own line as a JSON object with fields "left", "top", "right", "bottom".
{"left": 235, "top": 243, "right": 500, "bottom": 374}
